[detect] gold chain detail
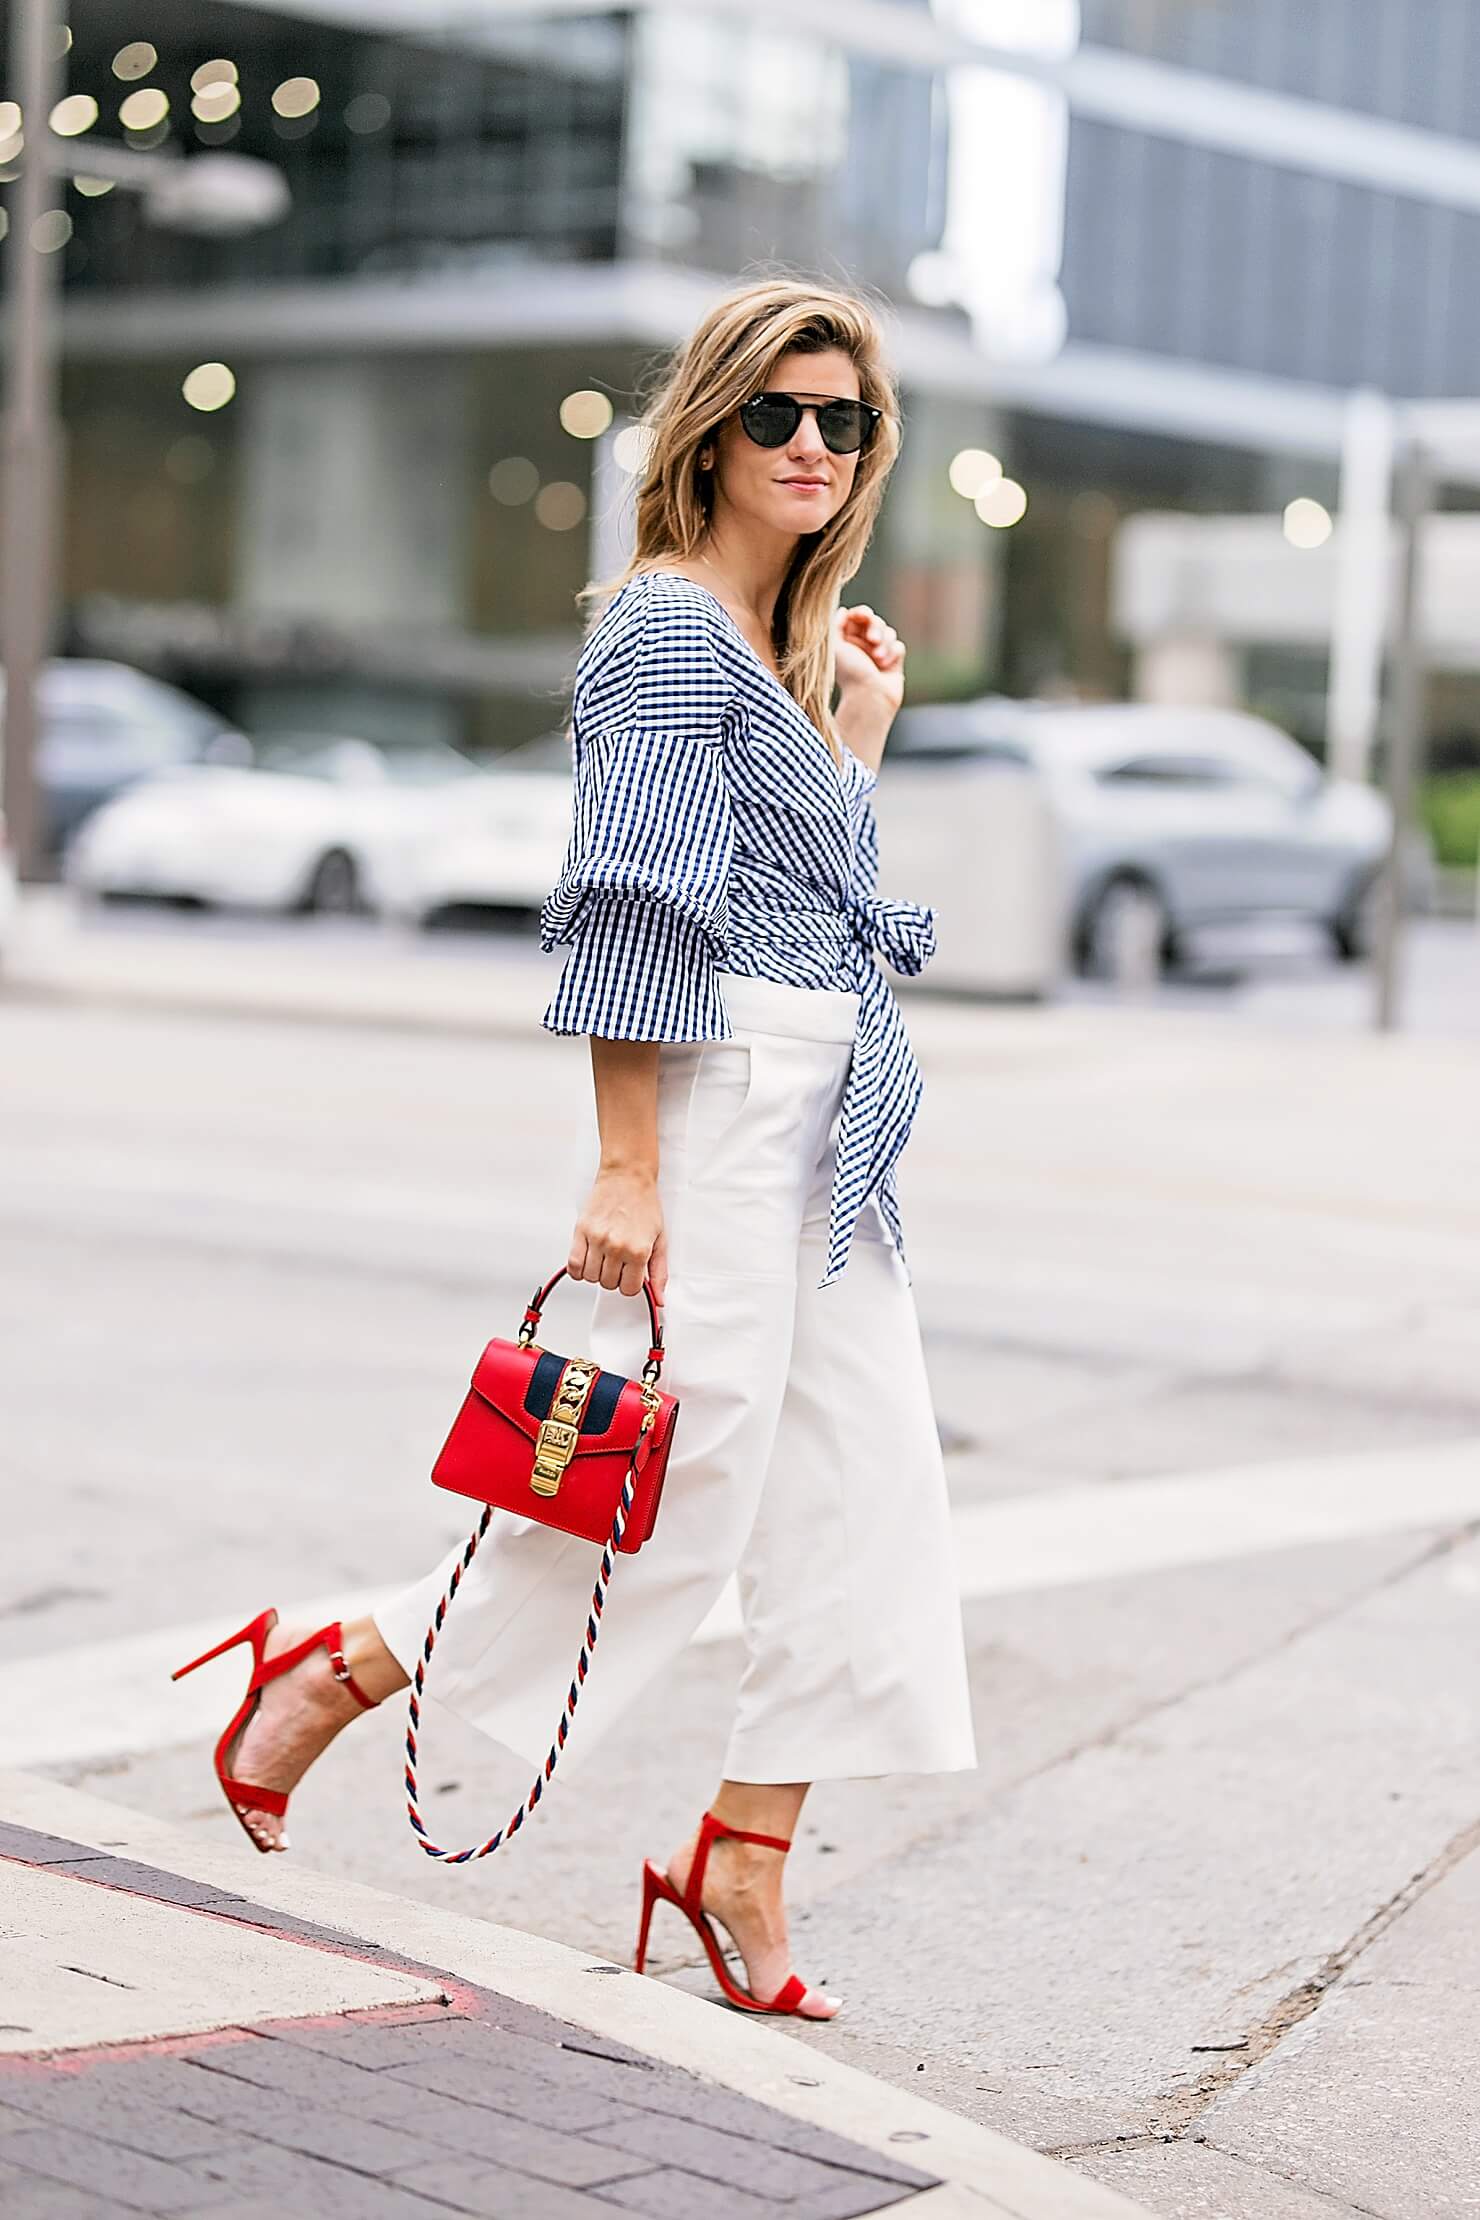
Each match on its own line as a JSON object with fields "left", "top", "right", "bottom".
{"left": 531, "top": 1358, "right": 599, "bottom": 1496}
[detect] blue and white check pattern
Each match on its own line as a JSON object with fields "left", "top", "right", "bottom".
{"left": 540, "top": 570, "right": 935, "bottom": 1289}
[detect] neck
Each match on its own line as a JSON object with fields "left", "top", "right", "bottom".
{"left": 693, "top": 524, "right": 797, "bottom": 638}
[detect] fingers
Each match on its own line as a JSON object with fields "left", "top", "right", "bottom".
{"left": 571, "top": 1228, "right": 654, "bottom": 1293}
{"left": 840, "top": 604, "right": 903, "bottom": 668}
{"left": 648, "top": 1226, "right": 669, "bottom": 1307}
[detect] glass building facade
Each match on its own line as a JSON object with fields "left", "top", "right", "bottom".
{"left": 38, "top": 1, "right": 1001, "bottom": 747}
{"left": 1066, "top": 0, "right": 1480, "bottom": 397}
{"left": 27, "top": 0, "right": 1480, "bottom": 748}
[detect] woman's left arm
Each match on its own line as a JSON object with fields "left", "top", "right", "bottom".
{"left": 832, "top": 603, "right": 906, "bottom": 773}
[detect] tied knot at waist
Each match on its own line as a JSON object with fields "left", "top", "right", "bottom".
{"left": 845, "top": 894, "right": 936, "bottom": 979}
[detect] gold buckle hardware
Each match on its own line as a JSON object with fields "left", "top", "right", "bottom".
{"left": 531, "top": 1418, "right": 579, "bottom": 1494}
{"left": 529, "top": 1357, "right": 598, "bottom": 1497}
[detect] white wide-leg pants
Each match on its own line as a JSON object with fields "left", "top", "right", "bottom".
{"left": 374, "top": 973, "right": 978, "bottom": 1785}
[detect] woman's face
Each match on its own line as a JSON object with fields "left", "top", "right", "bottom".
{"left": 708, "top": 346, "right": 863, "bottom": 538}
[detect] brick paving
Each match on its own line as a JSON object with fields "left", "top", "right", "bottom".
{"left": 0, "top": 1822, "right": 939, "bottom": 2220}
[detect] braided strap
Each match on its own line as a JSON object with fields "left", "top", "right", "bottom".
{"left": 405, "top": 1454, "right": 637, "bottom": 1862}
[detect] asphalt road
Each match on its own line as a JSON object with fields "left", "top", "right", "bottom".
{"left": 3, "top": 944, "right": 1479, "bottom": 2220}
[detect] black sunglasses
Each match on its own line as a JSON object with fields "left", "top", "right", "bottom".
{"left": 737, "top": 391, "right": 882, "bottom": 456}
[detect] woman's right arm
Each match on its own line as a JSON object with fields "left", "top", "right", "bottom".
{"left": 541, "top": 587, "right": 738, "bottom": 1310}
{"left": 568, "top": 1038, "right": 667, "bottom": 1302}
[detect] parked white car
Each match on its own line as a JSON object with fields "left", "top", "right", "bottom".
{"left": 887, "top": 701, "right": 1401, "bottom": 976}
{"left": 364, "top": 732, "right": 573, "bottom": 926}
{"left": 65, "top": 736, "right": 483, "bottom": 915}
{"left": 0, "top": 659, "right": 246, "bottom": 859}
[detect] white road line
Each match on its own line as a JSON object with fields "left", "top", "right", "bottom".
{"left": 4, "top": 1436, "right": 1478, "bottom": 1773}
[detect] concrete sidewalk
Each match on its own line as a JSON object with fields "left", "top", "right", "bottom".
{"left": 0, "top": 1774, "right": 1151, "bottom": 2220}
{"left": 3, "top": 889, "right": 555, "bottom": 1040}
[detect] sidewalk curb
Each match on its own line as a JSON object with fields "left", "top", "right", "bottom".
{"left": 1, "top": 1770, "right": 1152, "bottom": 2220}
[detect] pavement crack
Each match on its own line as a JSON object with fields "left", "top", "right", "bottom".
{"left": 1145, "top": 1806, "right": 1480, "bottom": 2139}
{"left": 1195, "top": 2136, "right": 1392, "bottom": 2219}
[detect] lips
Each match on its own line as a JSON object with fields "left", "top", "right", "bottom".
{"left": 781, "top": 478, "right": 828, "bottom": 489}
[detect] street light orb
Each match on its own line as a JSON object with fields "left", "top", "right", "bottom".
{"left": 272, "top": 78, "right": 321, "bottom": 120}
{"left": 1283, "top": 497, "right": 1333, "bottom": 551}
{"left": 559, "top": 390, "right": 613, "bottom": 440}
{"left": 119, "top": 88, "right": 169, "bottom": 132}
{"left": 30, "top": 210, "right": 73, "bottom": 255}
{"left": 112, "top": 42, "right": 158, "bottom": 82}
{"left": 50, "top": 94, "right": 98, "bottom": 138}
{"left": 192, "top": 83, "right": 242, "bottom": 123}
{"left": 488, "top": 456, "right": 539, "bottom": 505}
{"left": 183, "top": 362, "right": 237, "bottom": 413}
{"left": 534, "top": 481, "right": 587, "bottom": 531}
{"left": 344, "top": 93, "right": 391, "bottom": 135}
{"left": 976, "top": 477, "right": 1029, "bottom": 529}
{"left": 949, "top": 447, "right": 1003, "bottom": 499}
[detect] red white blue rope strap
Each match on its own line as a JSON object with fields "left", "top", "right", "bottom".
{"left": 404, "top": 1458, "right": 637, "bottom": 1862}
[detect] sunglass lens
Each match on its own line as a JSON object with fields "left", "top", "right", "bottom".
{"left": 817, "top": 402, "right": 871, "bottom": 454}
{"left": 740, "top": 395, "right": 798, "bottom": 447}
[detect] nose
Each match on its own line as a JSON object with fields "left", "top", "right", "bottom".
{"left": 787, "top": 420, "right": 829, "bottom": 467}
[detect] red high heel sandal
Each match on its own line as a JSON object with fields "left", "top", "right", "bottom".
{"left": 171, "top": 1608, "right": 377, "bottom": 1853}
{"left": 635, "top": 1809, "right": 830, "bottom": 2016}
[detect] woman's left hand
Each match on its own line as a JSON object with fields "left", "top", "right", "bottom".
{"left": 833, "top": 604, "right": 906, "bottom": 720}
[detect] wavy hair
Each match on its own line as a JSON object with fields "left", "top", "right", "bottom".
{"left": 579, "top": 275, "right": 903, "bottom": 762}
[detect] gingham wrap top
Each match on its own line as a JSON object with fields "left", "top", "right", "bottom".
{"left": 539, "top": 569, "right": 935, "bottom": 1289}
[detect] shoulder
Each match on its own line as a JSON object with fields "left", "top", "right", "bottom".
{"left": 575, "top": 570, "right": 733, "bottom": 732}
{"left": 579, "top": 569, "right": 728, "bottom": 676}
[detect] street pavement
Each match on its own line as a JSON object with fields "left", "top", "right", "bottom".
{"left": 6, "top": 1790, "right": 1073, "bottom": 2220}
{"left": 3, "top": 900, "right": 1480, "bottom": 2220}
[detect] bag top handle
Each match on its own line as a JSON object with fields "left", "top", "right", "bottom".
{"left": 518, "top": 1266, "right": 665, "bottom": 1381}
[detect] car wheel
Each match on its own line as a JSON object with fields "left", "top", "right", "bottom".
{"left": 1328, "top": 865, "right": 1382, "bottom": 963}
{"left": 302, "top": 848, "right": 361, "bottom": 916}
{"left": 1079, "top": 875, "right": 1175, "bottom": 985}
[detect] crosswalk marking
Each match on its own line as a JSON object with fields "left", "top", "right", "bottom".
{"left": 5, "top": 1435, "right": 1477, "bottom": 1773}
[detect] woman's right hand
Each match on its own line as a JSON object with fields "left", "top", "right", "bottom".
{"left": 568, "top": 1165, "right": 668, "bottom": 1304}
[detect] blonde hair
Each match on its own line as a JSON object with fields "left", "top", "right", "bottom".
{"left": 579, "top": 275, "right": 903, "bottom": 762}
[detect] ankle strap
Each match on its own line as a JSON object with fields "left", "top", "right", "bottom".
{"left": 684, "top": 1808, "right": 791, "bottom": 1912}
{"left": 259, "top": 1621, "right": 378, "bottom": 1713}
{"left": 703, "top": 1810, "right": 792, "bottom": 1853}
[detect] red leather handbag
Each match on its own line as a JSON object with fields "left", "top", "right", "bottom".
{"left": 405, "top": 1268, "right": 679, "bottom": 1865}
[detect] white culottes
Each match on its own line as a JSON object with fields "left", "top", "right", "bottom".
{"left": 374, "top": 972, "right": 978, "bottom": 1785}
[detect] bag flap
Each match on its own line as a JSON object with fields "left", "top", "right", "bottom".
{"left": 468, "top": 1338, "right": 649, "bottom": 1457}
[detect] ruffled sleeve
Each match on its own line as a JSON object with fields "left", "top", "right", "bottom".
{"left": 539, "top": 579, "right": 737, "bottom": 1042}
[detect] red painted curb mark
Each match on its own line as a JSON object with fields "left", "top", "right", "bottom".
{"left": 0, "top": 1998, "right": 477, "bottom": 2078}
{"left": 0, "top": 1848, "right": 445, "bottom": 1985}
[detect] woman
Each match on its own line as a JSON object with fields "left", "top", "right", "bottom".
{"left": 175, "top": 278, "right": 977, "bottom": 2023}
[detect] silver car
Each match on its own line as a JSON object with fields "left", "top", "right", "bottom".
{"left": 888, "top": 700, "right": 1397, "bottom": 977}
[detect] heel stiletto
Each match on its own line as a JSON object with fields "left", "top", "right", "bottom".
{"left": 634, "top": 1808, "right": 831, "bottom": 2017}
{"left": 172, "top": 1608, "right": 378, "bottom": 1853}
